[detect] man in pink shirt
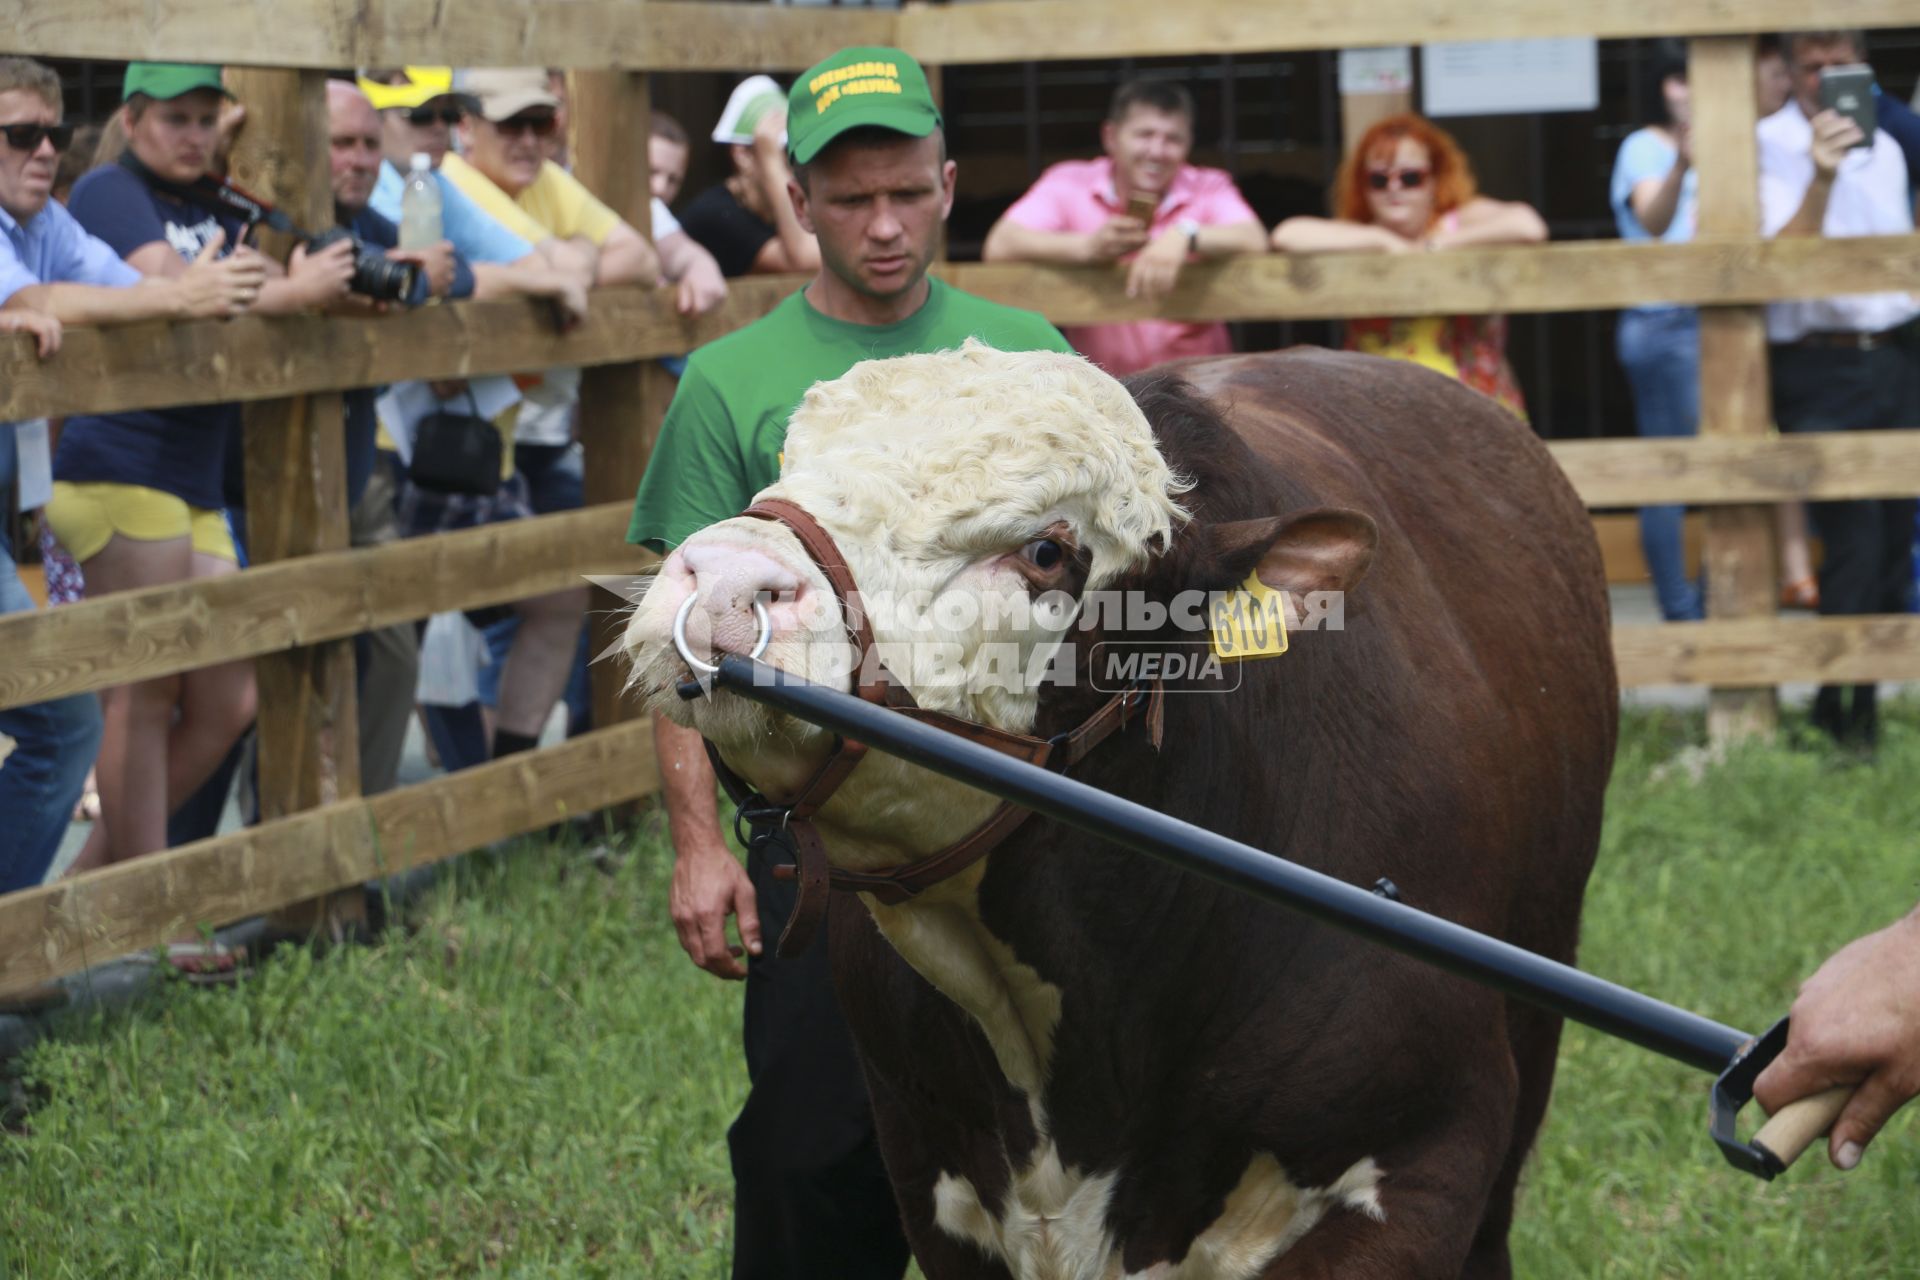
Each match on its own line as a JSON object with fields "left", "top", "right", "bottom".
{"left": 983, "top": 78, "right": 1267, "bottom": 376}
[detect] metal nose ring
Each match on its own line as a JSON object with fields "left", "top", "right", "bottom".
{"left": 673, "top": 592, "right": 773, "bottom": 676}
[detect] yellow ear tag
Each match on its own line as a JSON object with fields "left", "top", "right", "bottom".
{"left": 1208, "top": 570, "right": 1291, "bottom": 662}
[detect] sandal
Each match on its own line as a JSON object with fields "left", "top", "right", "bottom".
{"left": 129, "top": 941, "right": 248, "bottom": 986}
{"left": 1780, "top": 577, "right": 1820, "bottom": 610}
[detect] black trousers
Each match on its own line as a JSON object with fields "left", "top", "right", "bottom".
{"left": 1770, "top": 334, "right": 1920, "bottom": 745}
{"left": 728, "top": 836, "right": 911, "bottom": 1280}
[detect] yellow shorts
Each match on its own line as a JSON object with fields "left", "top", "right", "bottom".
{"left": 43, "top": 482, "right": 238, "bottom": 564}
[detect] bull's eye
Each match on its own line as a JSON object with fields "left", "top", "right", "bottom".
{"left": 1022, "top": 538, "right": 1066, "bottom": 571}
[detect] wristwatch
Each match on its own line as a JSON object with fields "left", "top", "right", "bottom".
{"left": 1178, "top": 218, "right": 1201, "bottom": 256}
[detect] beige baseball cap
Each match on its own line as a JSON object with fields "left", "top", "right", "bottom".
{"left": 456, "top": 68, "right": 559, "bottom": 122}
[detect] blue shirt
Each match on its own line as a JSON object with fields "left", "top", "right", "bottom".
{"left": 1, "top": 196, "right": 143, "bottom": 515}
{"left": 0, "top": 197, "right": 141, "bottom": 304}
{"left": 56, "top": 163, "right": 252, "bottom": 510}
{"left": 370, "top": 160, "right": 533, "bottom": 264}
{"left": 1611, "top": 127, "right": 1697, "bottom": 316}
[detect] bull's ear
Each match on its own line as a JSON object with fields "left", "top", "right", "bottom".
{"left": 1206, "top": 508, "right": 1378, "bottom": 597}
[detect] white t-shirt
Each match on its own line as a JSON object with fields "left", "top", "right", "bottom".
{"left": 1758, "top": 102, "right": 1920, "bottom": 342}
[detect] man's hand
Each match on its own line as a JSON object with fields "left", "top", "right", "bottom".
{"left": 1085, "top": 214, "right": 1151, "bottom": 264}
{"left": 288, "top": 236, "right": 357, "bottom": 308}
{"left": 548, "top": 274, "right": 590, "bottom": 330}
{"left": 669, "top": 836, "right": 763, "bottom": 980}
{"left": 1754, "top": 908, "right": 1920, "bottom": 1170}
{"left": 390, "top": 240, "right": 456, "bottom": 299}
{"left": 1124, "top": 225, "right": 1190, "bottom": 300}
{"left": 674, "top": 258, "right": 728, "bottom": 317}
{"left": 1810, "top": 107, "right": 1866, "bottom": 179}
{"left": 174, "top": 230, "right": 267, "bottom": 318}
{"left": 0, "top": 309, "right": 62, "bottom": 358}
{"left": 1674, "top": 119, "right": 1693, "bottom": 169}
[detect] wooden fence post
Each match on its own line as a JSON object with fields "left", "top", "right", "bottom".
{"left": 570, "top": 70, "right": 665, "bottom": 785}
{"left": 225, "top": 67, "right": 366, "bottom": 937}
{"left": 1689, "top": 36, "right": 1779, "bottom": 742}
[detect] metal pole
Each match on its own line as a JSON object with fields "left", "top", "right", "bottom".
{"left": 706, "top": 655, "right": 1752, "bottom": 1075}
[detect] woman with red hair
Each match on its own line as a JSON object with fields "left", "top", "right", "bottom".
{"left": 1271, "top": 112, "right": 1545, "bottom": 418}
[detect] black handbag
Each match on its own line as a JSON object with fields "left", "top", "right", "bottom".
{"left": 408, "top": 388, "right": 503, "bottom": 497}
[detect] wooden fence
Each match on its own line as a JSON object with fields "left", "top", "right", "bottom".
{"left": 4, "top": 0, "right": 1919, "bottom": 994}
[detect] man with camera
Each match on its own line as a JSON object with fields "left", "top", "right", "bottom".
{"left": 1759, "top": 29, "right": 1920, "bottom": 751}
{"left": 982, "top": 76, "right": 1266, "bottom": 375}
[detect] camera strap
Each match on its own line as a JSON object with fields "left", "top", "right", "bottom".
{"left": 115, "top": 150, "right": 311, "bottom": 239}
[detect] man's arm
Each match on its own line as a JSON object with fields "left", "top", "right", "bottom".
{"left": 1754, "top": 903, "right": 1920, "bottom": 1169}
{"left": 7, "top": 230, "right": 266, "bottom": 324}
{"left": 1778, "top": 110, "right": 1864, "bottom": 238}
{"left": 591, "top": 221, "right": 660, "bottom": 287}
{"left": 657, "top": 714, "right": 761, "bottom": 979}
{"left": 752, "top": 108, "right": 820, "bottom": 275}
{"left": 1124, "top": 217, "right": 1267, "bottom": 301}
{"left": 469, "top": 256, "right": 591, "bottom": 326}
{"left": 656, "top": 229, "right": 728, "bottom": 316}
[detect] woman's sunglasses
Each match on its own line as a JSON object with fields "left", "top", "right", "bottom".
{"left": 494, "top": 113, "right": 558, "bottom": 138}
{"left": 404, "top": 106, "right": 464, "bottom": 127}
{"left": 0, "top": 122, "right": 74, "bottom": 153}
{"left": 1367, "top": 168, "right": 1429, "bottom": 192}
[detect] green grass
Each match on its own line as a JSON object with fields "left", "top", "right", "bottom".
{"left": 4, "top": 707, "right": 1919, "bottom": 1278}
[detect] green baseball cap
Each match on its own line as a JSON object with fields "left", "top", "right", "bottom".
{"left": 786, "top": 46, "right": 941, "bottom": 165}
{"left": 123, "top": 63, "right": 233, "bottom": 101}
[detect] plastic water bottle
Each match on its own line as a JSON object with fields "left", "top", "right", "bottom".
{"left": 399, "top": 152, "right": 442, "bottom": 249}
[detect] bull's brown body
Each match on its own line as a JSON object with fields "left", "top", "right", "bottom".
{"left": 828, "top": 350, "right": 1618, "bottom": 1277}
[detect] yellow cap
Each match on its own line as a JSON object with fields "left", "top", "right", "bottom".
{"left": 357, "top": 67, "right": 458, "bottom": 112}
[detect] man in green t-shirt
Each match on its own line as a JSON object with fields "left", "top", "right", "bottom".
{"left": 627, "top": 45, "right": 1069, "bottom": 1280}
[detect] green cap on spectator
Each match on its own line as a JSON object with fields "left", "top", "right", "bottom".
{"left": 123, "top": 63, "right": 232, "bottom": 101}
{"left": 786, "top": 47, "right": 941, "bottom": 165}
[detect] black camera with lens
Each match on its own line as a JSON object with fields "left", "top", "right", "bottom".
{"left": 305, "top": 227, "right": 422, "bottom": 303}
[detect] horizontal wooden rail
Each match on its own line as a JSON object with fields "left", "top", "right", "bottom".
{"left": 6, "top": 486, "right": 1920, "bottom": 712}
{"left": 0, "top": 719, "right": 658, "bottom": 995}
{"left": 4, "top": 0, "right": 893, "bottom": 71}
{"left": 1548, "top": 432, "right": 1920, "bottom": 506}
{"left": 7, "top": 237, "right": 1919, "bottom": 421}
{"left": 8, "top": 0, "right": 1913, "bottom": 70}
{"left": 1613, "top": 616, "right": 1920, "bottom": 687}
{"left": 0, "top": 281, "right": 792, "bottom": 421}
{"left": 0, "top": 503, "right": 653, "bottom": 712}
{"left": 894, "top": 1, "right": 1920, "bottom": 64}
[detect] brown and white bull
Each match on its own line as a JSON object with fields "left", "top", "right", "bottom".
{"left": 623, "top": 342, "right": 1617, "bottom": 1279}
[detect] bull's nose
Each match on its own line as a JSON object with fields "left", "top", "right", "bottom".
{"left": 677, "top": 543, "right": 811, "bottom": 660}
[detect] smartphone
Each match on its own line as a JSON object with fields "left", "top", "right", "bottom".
{"left": 1125, "top": 192, "right": 1159, "bottom": 223}
{"left": 1819, "top": 64, "right": 1877, "bottom": 149}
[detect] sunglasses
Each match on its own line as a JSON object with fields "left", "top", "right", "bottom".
{"left": 1367, "top": 168, "right": 1429, "bottom": 192}
{"left": 0, "top": 122, "right": 74, "bottom": 153}
{"left": 404, "top": 106, "right": 463, "bottom": 127}
{"left": 493, "top": 113, "right": 558, "bottom": 138}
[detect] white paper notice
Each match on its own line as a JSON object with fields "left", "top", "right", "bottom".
{"left": 13, "top": 419, "right": 51, "bottom": 511}
{"left": 1338, "top": 47, "right": 1414, "bottom": 96}
{"left": 1421, "top": 39, "right": 1598, "bottom": 117}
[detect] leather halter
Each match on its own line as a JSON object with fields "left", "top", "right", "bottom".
{"left": 700, "top": 497, "right": 1164, "bottom": 958}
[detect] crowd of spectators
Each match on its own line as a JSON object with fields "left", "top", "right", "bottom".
{"left": 1, "top": 28, "right": 1918, "bottom": 972}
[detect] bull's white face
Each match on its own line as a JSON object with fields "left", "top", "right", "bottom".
{"left": 623, "top": 341, "right": 1187, "bottom": 854}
